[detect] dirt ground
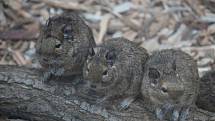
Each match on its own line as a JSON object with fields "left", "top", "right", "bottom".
{"left": 0, "top": 0, "right": 214, "bottom": 120}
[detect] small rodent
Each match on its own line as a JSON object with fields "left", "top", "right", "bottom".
{"left": 83, "top": 37, "right": 149, "bottom": 109}
{"left": 141, "top": 49, "right": 199, "bottom": 121}
{"left": 36, "top": 12, "right": 96, "bottom": 81}
{"left": 196, "top": 70, "right": 215, "bottom": 112}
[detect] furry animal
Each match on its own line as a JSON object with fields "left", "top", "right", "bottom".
{"left": 141, "top": 49, "right": 199, "bottom": 121}
{"left": 36, "top": 12, "right": 96, "bottom": 81}
{"left": 83, "top": 37, "right": 149, "bottom": 109}
{"left": 196, "top": 70, "right": 215, "bottom": 112}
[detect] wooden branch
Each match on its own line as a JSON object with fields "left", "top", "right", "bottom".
{"left": 0, "top": 65, "right": 214, "bottom": 121}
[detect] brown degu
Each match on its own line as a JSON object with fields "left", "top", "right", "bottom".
{"left": 141, "top": 49, "right": 199, "bottom": 121}
{"left": 196, "top": 70, "right": 215, "bottom": 112}
{"left": 36, "top": 13, "right": 96, "bottom": 81}
{"left": 83, "top": 38, "right": 149, "bottom": 109}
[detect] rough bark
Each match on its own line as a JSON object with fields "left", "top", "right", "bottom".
{"left": 0, "top": 65, "right": 214, "bottom": 121}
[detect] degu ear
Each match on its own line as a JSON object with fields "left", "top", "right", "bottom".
{"left": 45, "top": 17, "right": 51, "bottom": 26}
{"left": 89, "top": 47, "right": 95, "bottom": 57}
{"left": 93, "top": 47, "right": 101, "bottom": 54}
{"left": 89, "top": 47, "right": 101, "bottom": 56}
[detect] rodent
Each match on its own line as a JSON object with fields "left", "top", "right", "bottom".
{"left": 36, "top": 12, "right": 96, "bottom": 81}
{"left": 196, "top": 70, "right": 215, "bottom": 112}
{"left": 141, "top": 49, "right": 199, "bottom": 121}
{"left": 83, "top": 37, "right": 149, "bottom": 110}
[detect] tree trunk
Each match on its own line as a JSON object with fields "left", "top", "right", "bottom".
{"left": 0, "top": 65, "right": 214, "bottom": 121}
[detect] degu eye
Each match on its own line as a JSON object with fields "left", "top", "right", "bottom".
{"left": 55, "top": 40, "right": 62, "bottom": 49}
{"left": 148, "top": 68, "right": 160, "bottom": 79}
{"left": 105, "top": 51, "right": 116, "bottom": 61}
{"left": 105, "top": 51, "right": 116, "bottom": 66}
{"left": 63, "top": 24, "right": 73, "bottom": 41}
{"left": 161, "top": 86, "right": 168, "bottom": 93}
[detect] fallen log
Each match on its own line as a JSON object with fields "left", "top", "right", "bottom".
{"left": 0, "top": 65, "right": 214, "bottom": 121}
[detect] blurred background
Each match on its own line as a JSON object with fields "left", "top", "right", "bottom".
{"left": 0, "top": 0, "right": 214, "bottom": 78}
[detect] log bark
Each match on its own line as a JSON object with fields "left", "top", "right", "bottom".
{"left": 0, "top": 65, "right": 214, "bottom": 121}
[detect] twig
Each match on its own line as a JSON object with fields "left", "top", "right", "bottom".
{"left": 38, "top": 0, "right": 93, "bottom": 11}
{"left": 97, "top": 14, "right": 111, "bottom": 44}
{"left": 102, "top": 7, "right": 141, "bottom": 31}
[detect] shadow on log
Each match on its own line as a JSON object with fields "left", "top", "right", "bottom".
{"left": 0, "top": 65, "right": 214, "bottom": 121}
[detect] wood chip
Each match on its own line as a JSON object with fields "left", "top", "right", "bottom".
{"left": 97, "top": 14, "right": 111, "bottom": 44}
{"left": 12, "top": 50, "right": 27, "bottom": 65}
